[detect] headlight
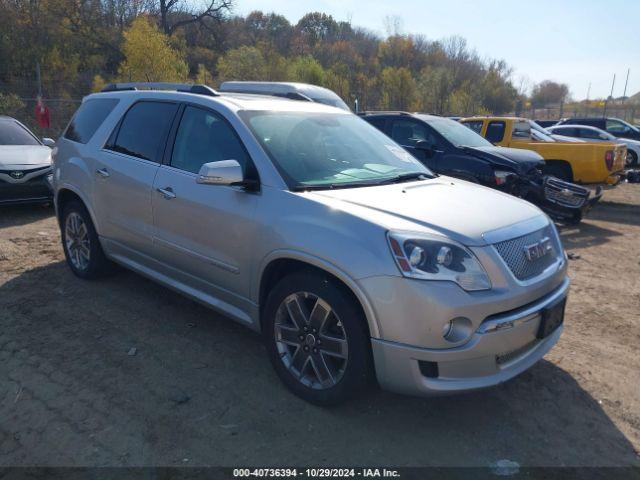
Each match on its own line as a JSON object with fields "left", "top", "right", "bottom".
{"left": 388, "top": 232, "right": 491, "bottom": 291}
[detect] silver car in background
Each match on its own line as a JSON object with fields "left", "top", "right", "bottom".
{"left": 52, "top": 83, "right": 569, "bottom": 405}
{"left": 0, "top": 116, "right": 55, "bottom": 205}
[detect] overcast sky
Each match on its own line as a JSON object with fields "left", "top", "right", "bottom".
{"left": 236, "top": 0, "right": 639, "bottom": 99}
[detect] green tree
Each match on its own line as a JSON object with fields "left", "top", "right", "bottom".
{"left": 118, "top": 16, "right": 188, "bottom": 82}
{"left": 380, "top": 67, "right": 418, "bottom": 111}
{"left": 0, "top": 93, "right": 25, "bottom": 117}
{"left": 216, "top": 46, "right": 267, "bottom": 82}
{"left": 531, "top": 80, "right": 570, "bottom": 108}
{"left": 195, "top": 64, "right": 213, "bottom": 85}
{"left": 288, "top": 56, "right": 325, "bottom": 85}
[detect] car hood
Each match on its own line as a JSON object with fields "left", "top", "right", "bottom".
{"left": 304, "top": 177, "right": 544, "bottom": 246}
{"left": 0, "top": 145, "right": 52, "bottom": 169}
{"left": 463, "top": 145, "right": 544, "bottom": 173}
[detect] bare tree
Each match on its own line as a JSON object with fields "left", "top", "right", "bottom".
{"left": 157, "top": 0, "right": 233, "bottom": 35}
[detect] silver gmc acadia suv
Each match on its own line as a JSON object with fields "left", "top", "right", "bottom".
{"left": 52, "top": 83, "right": 569, "bottom": 405}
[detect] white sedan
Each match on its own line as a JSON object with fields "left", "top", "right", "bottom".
{"left": 548, "top": 124, "right": 640, "bottom": 167}
{"left": 0, "top": 116, "right": 55, "bottom": 205}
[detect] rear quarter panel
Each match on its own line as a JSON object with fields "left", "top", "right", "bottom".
{"left": 508, "top": 141, "right": 622, "bottom": 183}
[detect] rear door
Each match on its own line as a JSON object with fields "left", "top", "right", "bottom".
{"left": 151, "top": 104, "right": 259, "bottom": 301}
{"left": 94, "top": 100, "right": 179, "bottom": 255}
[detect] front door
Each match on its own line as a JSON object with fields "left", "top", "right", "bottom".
{"left": 388, "top": 118, "right": 442, "bottom": 170}
{"left": 151, "top": 105, "right": 259, "bottom": 301}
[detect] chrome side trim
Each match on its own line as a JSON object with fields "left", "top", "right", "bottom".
{"left": 477, "top": 277, "right": 570, "bottom": 334}
{"left": 153, "top": 236, "right": 240, "bottom": 274}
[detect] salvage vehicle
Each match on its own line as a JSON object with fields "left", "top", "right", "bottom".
{"left": 362, "top": 112, "right": 599, "bottom": 223}
{"left": 556, "top": 117, "right": 640, "bottom": 141}
{"left": 52, "top": 83, "right": 569, "bottom": 405}
{"left": 0, "top": 115, "right": 55, "bottom": 206}
{"left": 461, "top": 116, "right": 627, "bottom": 184}
{"left": 218, "top": 81, "right": 350, "bottom": 111}
{"left": 547, "top": 124, "right": 640, "bottom": 167}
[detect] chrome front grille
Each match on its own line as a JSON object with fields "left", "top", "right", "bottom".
{"left": 543, "top": 177, "right": 589, "bottom": 208}
{"left": 493, "top": 226, "right": 559, "bottom": 281}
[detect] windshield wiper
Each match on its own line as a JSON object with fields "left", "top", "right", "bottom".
{"left": 291, "top": 172, "right": 434, "bottom": 192}
{"left": 376, "top": 172, "right": 434, "bottom": 184}
{"left": 291, "top": 181, "right": 380, "bottom": 191}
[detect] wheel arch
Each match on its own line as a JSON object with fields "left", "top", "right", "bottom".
{"left": 256, "top": 251, "right": 381, "bottom": 339}
{"left": 55, "top": 186, "right": 99, "bottom": 232}
{"left": 544, "top": 159, "right": 574, "bottom": 182}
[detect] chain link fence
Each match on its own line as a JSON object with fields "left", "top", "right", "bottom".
{"left": 526, "top": 102, "right": 639, "bottom": 124}
{"left": 8, "top": 98, "right": 82, "bottom": 139}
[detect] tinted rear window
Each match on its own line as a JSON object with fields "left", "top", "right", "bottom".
{"left": 108, "top": 101, "right": 178, "bottom": 163}
{"left": 486, "top": 121, "right": 506, "bottom": 143}
{"left": 64, "top": 98, "right": 119, "bottom": 144}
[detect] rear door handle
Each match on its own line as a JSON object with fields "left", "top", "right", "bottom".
{"left": 157, "top": 187, "right": 176, "bottom": 199}
{"left": 96, "top": 168, "right": 110, "bottom": 178}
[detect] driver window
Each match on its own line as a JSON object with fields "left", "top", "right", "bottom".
{"left": 391, "top": 120, "right": 435, "bottom": 147}
{"left": 606, "top": 119, "right": 628, "bottom": 134}
{"left": 171, "top": 106, "right": 250, "bottom": 174}
{"left": 579, "top": 128, "right": 600, "bottom": 139}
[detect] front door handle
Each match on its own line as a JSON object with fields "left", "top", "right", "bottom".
{"left": 96, "top": 168, "right": 110, "bottom": 178}
{"left": 157, "top": 187, "right": 176, "bottom": 199}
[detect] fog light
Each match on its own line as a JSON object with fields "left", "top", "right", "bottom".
{"left": 442, "top": 317, "right": 473, "bottom": 343}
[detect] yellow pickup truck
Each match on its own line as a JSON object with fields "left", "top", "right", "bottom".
{"left": 460, "top": 117, "right": 627, "bottom": 185}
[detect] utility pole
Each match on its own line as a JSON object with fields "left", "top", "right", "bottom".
{"left": 604, "top": 73, "right": 616, "bottom": 117}
{"left": 623, "top": 68, "right": 630, "bottom": 98}
{"left": 36, "top": 61, "right": 42, "bottom": 96}
{"left": 585, "top": 82, "right": 591, "bottom": 116}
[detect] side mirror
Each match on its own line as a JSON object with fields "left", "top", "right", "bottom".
{"left": 197, "top": 160, "right": 243, "bottom": 186}
{"left": 414, "top": 139, "right": 434, "bottom": 151}
{"left": 42, "top": 138, "right": 55, "bottom": 148}
{"left": 196, "top": 160, "right": 260, "bottom": 191}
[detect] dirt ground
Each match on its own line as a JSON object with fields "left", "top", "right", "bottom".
{"left": 0, "top": 185, "right": 639, "bottom": 468}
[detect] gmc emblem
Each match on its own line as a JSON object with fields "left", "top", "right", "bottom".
{"left": 524, "top": 237, "right": 552, "bottom": 262}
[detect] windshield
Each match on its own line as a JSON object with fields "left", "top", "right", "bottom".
{"left": 420, "top": 116, "right": 492, "bottom": 148}
{"left": 0, "top": 120, "right": 40, "bottom": 146}
{"left": 240, "top": 111, "right": 432, "bottom": 189}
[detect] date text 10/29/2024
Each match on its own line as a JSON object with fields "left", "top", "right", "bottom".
{"left": 233, "top": 468, "right": 401, "bottom": 478}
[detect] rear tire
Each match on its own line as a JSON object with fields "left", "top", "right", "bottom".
{"left": 263, "top": 270, "right": 373, "bottom": 406}
{"left": 61, "top": 200, "right": 114, "bottom": 279}
{"left": 544, "top": 162, "right": 573, "bottom": 182}
{"left": 626, "top": 150, "right": 638, "bottom": 167}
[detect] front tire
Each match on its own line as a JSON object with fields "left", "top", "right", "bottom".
{"left": 61, "top": 200, "right": 113, "bottom": 279}
{"left": 263, "top": 271, "right": 373, "bottom": 406}
{"left": 626, "top": 150, "right": 638, "bottom": 167}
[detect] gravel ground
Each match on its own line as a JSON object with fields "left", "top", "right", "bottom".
{"left": 0, "top": 185, "right": 639, "bottom": 468}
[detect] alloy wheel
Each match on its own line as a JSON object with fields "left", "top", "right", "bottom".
{"left": 65, "top": 212, "right": 91, "bottom": 271}
{"left": 274, "top": 292, "right": 349, "bottom": 390}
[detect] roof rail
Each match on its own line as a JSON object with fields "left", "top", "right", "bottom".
{"left": 356, "top": 110, "right": 412, "bottom": 116}
{"left": 101, "top": 82, "right": 218, "bottom": 97}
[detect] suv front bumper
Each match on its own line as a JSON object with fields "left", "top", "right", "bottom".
{"left": 366, "top": 276, "right": 569, "bottom": 397}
